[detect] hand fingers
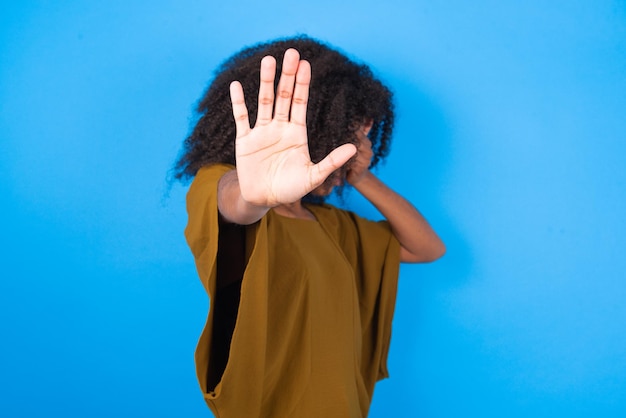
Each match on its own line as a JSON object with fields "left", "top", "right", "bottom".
{"left": 311, "top": 143, "right": 357, "bottom": 186}
{"left": 356, "top": 129, "right": 373, "bottom": 148}
{"left": 289, "top": 60, "right": 310, "bottom": 126}
{"left": 230, "top": 81, "right": 251, "bottom": 138}
{"left": 362, "top": 119, "right": 374, "bottom": 136}
{"left": 350, "top": 134, "right": 374, "bottom": 171}
{"left": 256, "top": 55, "right": 276, "bottom": 126}
{"left": 273, "top": 48, "right": 300, "bottom": 122}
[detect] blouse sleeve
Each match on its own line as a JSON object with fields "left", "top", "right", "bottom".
{"left": 349, "top": 213, "right": 401, "bottom": 386}
{"left": 185, "top": 163, "right": 272, "bottom": 417}
{"left": 184, "top": 164, "right": 235, "bottom": 400}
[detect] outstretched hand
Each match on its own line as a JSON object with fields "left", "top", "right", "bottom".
{"left": 229, "top": 48, "right": 357, "bottom": 207}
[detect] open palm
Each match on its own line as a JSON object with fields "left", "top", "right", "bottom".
{"left": 230, "top": 49, "right": 356, "bottom": 207}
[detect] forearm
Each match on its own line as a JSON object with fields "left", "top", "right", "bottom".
{"left": 352, "top": 172, "right": 446, "bottom": 263}
{"left": 217, "top": 170, "right": 271, "bottom": 225}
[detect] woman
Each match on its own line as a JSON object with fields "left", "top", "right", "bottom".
{"left": 175, "top": 36, "right": 445, "bottom": 417}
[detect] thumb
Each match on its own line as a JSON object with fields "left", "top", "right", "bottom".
{"left": 310, "top": 143, "right": 357, "bottom": 187}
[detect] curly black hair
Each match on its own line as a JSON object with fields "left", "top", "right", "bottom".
{"left": 173, "top": 35, "right": 395, "bottom": 198}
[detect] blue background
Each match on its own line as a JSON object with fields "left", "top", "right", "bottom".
{"left": 1, "top": 1, "right": 625, "bottom": 417}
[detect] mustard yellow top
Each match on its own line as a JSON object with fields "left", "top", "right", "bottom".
{"left": 185, "top": 164, "right": 401, "bottom": 418}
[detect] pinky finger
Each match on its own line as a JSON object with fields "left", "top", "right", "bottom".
{"left": 230, "top": 81, "right": 251, "bottom": 139}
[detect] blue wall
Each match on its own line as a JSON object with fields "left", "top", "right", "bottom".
{"left": 1, "top": 1, "right": 625, "bottom": 416}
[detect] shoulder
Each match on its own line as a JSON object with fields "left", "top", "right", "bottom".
{"left": 185, "top": 163, "right": 235, "bottom": 228}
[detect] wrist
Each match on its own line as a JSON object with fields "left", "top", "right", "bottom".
{"left": 219, "top": 170, "right": 271, "bottom": 224}
{"left": 231, "top": 195, "right": 270, "bottom": 224}
{"left": 349, "top": 170, "right": 375, "bottom": 189}
{"left": 349, "top": 170, "right": 378, "bottom": 194}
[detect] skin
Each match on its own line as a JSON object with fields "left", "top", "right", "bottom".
{"left": 218, "top": 48, "right": 445, "bottom": 263}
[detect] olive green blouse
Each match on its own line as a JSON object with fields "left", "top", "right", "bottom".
{"left": 185, "top": 164, "right": 400, "bottom": 418}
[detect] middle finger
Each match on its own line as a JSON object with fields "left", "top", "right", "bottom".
{"left": 273, "top": 48, "right": 300, "bottom": 122}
